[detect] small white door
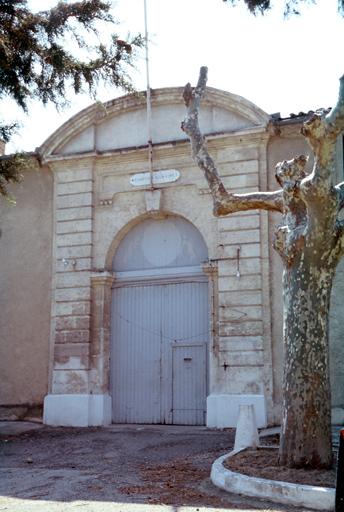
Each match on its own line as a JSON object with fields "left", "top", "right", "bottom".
{"left": 172, "top": 343, "right": 207, "bottom": 425}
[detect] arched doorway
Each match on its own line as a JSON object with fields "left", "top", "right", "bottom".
{"left": 111, "top": 216, "right": 209, "bottom": 425}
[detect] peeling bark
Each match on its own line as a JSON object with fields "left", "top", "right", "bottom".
{"left": 182, "top": 66, "right": 344, "bottom": 469}
{"left": 280, "top": 259, "right": 334, "bottom": 468}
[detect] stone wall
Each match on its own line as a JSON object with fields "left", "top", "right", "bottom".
{"left": 50, "top": 160, "right": 94, "bottom": 396}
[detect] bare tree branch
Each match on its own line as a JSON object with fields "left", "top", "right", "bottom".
{"left": 212, "top": 190, "right": 283, "bottom": 216}
{"left": 300, "top": 76, "right": 344, "bottom": 184}
{"left": 181, "top": 67, "right": 227, "bottom": 205}
{"left": 181, "top": 66, "right": 283, "bottom": 216}
{"left": 273, "top": 156, "right": 308, "bottom": 264}
{"left": 276, "top": 155, "right": 308, "bottom": 224}
{"left": 301, "top": 76, "right": 344, "bottom": 149}
{"left": 326, "top": 75, "right": 344, "bottom": 137}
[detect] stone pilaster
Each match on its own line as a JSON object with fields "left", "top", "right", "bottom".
{"left": 44, "top": 160, "right": 111, "bottom": 427}
{"left": 89, "top": 272, "right": 115, "bottom": 394}
{"left": 51, "top": 161, "right": 94, "bottom": 394}
{"left": 202, "top": 262, "right": 219, "bottom": 356}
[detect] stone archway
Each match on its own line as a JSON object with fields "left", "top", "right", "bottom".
{"left": 110, "top": 215, "right": 210, "bottom": 425}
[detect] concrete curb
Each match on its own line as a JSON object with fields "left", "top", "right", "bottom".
{"left": 210, "top": 449, "right": 335, "bottom": 511}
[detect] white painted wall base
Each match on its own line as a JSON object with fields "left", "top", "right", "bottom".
{"left": 206, "top": 394, "right": 267, "bottom": 428}
{"left": 43, "top": 394, "right": 112, "bottom": 427}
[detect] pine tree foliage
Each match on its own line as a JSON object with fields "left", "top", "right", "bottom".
{"left": 0, "top": 153, "right": 35, "bottom": 202}
{"left": 0, "top": 0, "right": 143, "bottom": 199}
{"left": 223, "top": 0, "right": 344, "bottom": 16}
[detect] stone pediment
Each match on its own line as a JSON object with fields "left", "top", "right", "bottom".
{"left": 39, "top": 87, "right": 269, "bottom": 160}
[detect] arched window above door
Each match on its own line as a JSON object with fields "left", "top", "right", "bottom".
{"left": 113, "top": 216, "right": 208, "bottom": 274}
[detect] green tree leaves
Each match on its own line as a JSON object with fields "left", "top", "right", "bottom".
{"left": 0, "top": 0, "right": 143, "bottom": 198}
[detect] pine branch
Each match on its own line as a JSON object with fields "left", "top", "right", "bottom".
{"left": 0, "top": 0, "right": 144, "bottom": 111}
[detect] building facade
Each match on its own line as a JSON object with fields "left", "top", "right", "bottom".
{"left": 0, "top": 87, "right": 343, "bottom": 427}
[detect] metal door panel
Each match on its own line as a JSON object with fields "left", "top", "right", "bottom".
{"left": 161, "top": 281, "right": 209, "bottom": 425}
{"left": 172, "top": 343, "right": 207, "bottom": 425}
{"left": 111, "top": 280, "right": 208, "bottom": 425}
{"left": 111, "top": 285, "right": 161, "bottom": 423}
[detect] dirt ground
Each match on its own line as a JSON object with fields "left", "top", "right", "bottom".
{"left": 223, "top": 433, "right": 336, "bottom": 488}
{"left": 0, "top": 423, "right": 319, "bottom": 512}
{"left": 224, "top": 448, "right": 336, "bottom": 487}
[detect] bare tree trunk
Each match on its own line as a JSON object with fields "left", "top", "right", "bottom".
{"left": 182, "top": 66, "right": 344, "bottom": 469}
{"left": 274, "top": 155, "right": 340, "bottom": 468}
{"left": 279, "top": 258, "right": 334, "bottom": 467}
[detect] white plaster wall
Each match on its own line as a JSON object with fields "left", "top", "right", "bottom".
{"left": 58, "top": 125, "right": 95, "bottom": 155}
{"left": 0, "top": 165, "right": 53, "bottom": 414}
{"left": 59, "top": 104, "right": 253, "bottom": 155}
{"left": 330, "top": 257, "right": 344, "bottom": 420}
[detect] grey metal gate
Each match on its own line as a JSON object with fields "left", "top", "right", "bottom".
{"left": 111, "top": 279, "right": 208, "bottom": 425}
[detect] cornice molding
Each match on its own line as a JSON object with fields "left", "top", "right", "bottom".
{"left": 43, "top": 125, "right": 269, "bottom": 167}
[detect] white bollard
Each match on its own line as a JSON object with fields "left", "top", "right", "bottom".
{"left": 234, "top": 403, "right": 259, "bottom": 451}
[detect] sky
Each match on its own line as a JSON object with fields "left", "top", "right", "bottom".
{"left": 4, "top": 0, "right": 344, "bottom": 153}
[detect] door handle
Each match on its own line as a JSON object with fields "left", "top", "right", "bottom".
{"left": 184, "top": 357, "right": 192, "bottom": 362}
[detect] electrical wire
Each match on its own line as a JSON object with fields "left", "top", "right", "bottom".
{"left": 113, "top": 311, "right": 209, "bottom": 343}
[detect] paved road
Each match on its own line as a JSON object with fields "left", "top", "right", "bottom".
{"left": 0, "top": 423, "right": 314, "bottom": 512}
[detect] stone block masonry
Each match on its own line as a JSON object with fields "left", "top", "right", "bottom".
{"left": 40, "top": 88, "right": 278, "bottom": 428}
{"left": 51, "top": 162, "right": 94, "bottom": 395}
{"left": 207, "top": 152, "right": 273, "bottom": 427}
